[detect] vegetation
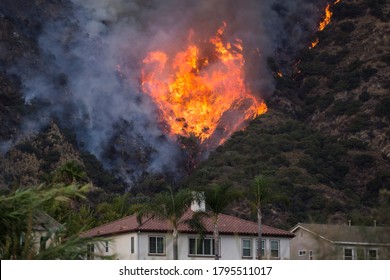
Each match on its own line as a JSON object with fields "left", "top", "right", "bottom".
{"left": 199, "top": 182, "right": 242, "bottom": 260}
{"left": 0, "top": 184, "right": 109, "bottom": 259}
{"left": 137, "top": 187, "right": 204, "bottom": 260}
{"left": 250, "top": 175, "right": 273, "bottom": 260}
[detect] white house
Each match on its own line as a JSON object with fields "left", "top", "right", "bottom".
{"left": 82, "top": 203, "right": 294, "bottom": 260}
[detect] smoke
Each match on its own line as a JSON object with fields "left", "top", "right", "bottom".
{"left": 5, "top": 0, "right": 327, "bottom": 186}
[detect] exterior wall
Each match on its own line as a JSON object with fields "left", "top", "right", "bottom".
{"left": 290, "top": 228, "right": 338, "bottom": 260}
{"left": 290, "top": 228, "right": 390, "bottom": 260}
{"left": 97, "top": 232, "right": 291, "bottom": 260}
{"left": 94, "top": 232, "right": 139, "bottom": 260}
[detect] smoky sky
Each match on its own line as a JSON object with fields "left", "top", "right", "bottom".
{"left": 5, "top": 0, "right": 327, "bottom": 185}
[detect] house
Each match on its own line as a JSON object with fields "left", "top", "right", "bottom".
{"left": 290, "top": 223, "right": 390, "bottom": 260}
{"left": 32, "top": 211, "right": 62, "bottom": 253}
{"left": 81, "top": 203, "right": 294, "bottom": 260}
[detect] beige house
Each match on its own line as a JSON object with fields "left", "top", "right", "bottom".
{"left": 290, "top": 223, "right": 390, "bottom": 260}
{"left": 82, "top": 204, "right": 294, "bottom": 260}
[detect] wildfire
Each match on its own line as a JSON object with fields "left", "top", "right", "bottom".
{"left": 309, "top": 38, "right": 319, "bottom": 49}
{"left": 318, "top": 4, "right": 332, "bottom": 31}
{"left": 141, "top": 22, "right": 267, "bottom": 144}
{"left": 309, "top": 1, "right": 340, "bottom": 49}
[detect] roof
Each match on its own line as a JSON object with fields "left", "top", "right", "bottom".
{"left": 33, "top": 211, "right": 62, "bottom": 231}
{"left": 291, "top": 223, "right": 390, "bottom": 246}
{"left": 81, "top": 209, "right": 295, "bottom": 238}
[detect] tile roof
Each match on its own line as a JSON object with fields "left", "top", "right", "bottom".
{"left": 291, "top": 223, "right": 390, "bottom": 245}
{"left": 81, "top": 209, "right": 294, "bottom": 238}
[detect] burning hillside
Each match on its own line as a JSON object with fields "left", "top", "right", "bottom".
{"left": 141, "top": 22, "right": 267, "bottom": 147}
{"left": 0, "top": 0, "right": 331, "bottom": 186}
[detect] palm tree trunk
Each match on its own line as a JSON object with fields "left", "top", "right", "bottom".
{"left": 257, "top": 207, "right": 262, "bottom": 260}
{"left": 213, "top": 217, "right": 219, "bottom": 260}
{"left": 173, "top": 228, "right": 178, "bottom": 260}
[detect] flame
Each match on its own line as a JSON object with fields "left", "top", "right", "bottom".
{"left": 318, "top": 4, "right": 332, "bottom": 31}
{"left": 141, "top": 22, "right": 267, "bottom": 144}
{"left": 310, "top": 1, "right": 340, "bottom": 49}
{"left": 309, "top": 38, "right": 319, "bottom": 49}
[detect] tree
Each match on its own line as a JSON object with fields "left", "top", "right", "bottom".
{"left": 251, "top": 175, "right": 273, "bottom": 260}
{"left": 0, "top": 183, "right": 108, "bottom": 259}
{"left": 201, "top": 182, "right": 241, "bottom": 260}
{"left": 137, "top": 186, "right": 204, "bottom": 260}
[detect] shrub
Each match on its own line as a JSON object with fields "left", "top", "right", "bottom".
{"left": 339, "top": 21, "right": 356, "bottom": 33}
{"left": 330, "top": 100, "right": 361, "bottom": 116}
{"left": 361, "top": 67, "right": 378, "bottom": 81}
{"left": 359, "top": 91, "right": 371, "bottom": 102}
{"left": 347, "top": 115, "right": 372, "bottom": 132}
{"left": 375, "top": 97, "right": 390, "bottom": 119}
{"left": 353, "top": 154, "right": 375, "bottom": 168}
{"left": 342, "top": 138, "right": 368, "bottom": 150}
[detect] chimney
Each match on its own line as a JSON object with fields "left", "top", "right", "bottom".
{"left": 191, "top": 192, "right": 206, "bottom": 212}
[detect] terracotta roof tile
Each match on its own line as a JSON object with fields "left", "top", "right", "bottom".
{"left": 82, "top": 209, "right": 294, "bottom": 238}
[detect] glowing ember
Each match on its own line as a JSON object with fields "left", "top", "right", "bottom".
{"left": 141, "top": 22, "right": 267, "bottom": 143}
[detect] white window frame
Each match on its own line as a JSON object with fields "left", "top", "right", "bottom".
{"left": 367, "top": 248, "right": 378, "bottom": 260}
{"left": 188, "top": 237, "right": 216, "bottom": 256}
{"left": 270, "top": 240, "right": 280, "bottom": 259}
{"left": 242, "top": 238, "right": 252, "bottom": 258}
{"left": 344, "top": 247, "right": 355, "bottom": 260}
{"left": 148, "top": 235, "right": 165, "bottom": 255}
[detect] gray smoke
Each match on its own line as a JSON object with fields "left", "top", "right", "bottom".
{"left": 6, "top": 0, "right": 327, "bottom": 185}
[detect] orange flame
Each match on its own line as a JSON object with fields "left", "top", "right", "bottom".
{"left": 309, "top": 38, "right": 319, "bottom": 49}
{"left": 318, "top": 4, "right": 332, "bottom": 31}
{"left": 310, "top": 1, "right": 339, "bottom": 49}
{"left": 141, "top": 23, "right": 267, "bottom": 144}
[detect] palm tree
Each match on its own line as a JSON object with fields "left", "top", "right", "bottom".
{"left": 201, "top": 182, "right": 241, "bottom": 260}
{"left": 251, "top": 175, "right": 272, "bottom": 260}
{"left": 0, "top": 183, "right": 109, "bottom": 259}
{"left": 137, "top": 186, "right": 204, "bottom": 260}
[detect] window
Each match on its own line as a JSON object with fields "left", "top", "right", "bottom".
{"left": 130, "top": 237, "right": 134, "bottom": 254}
{"left": 104, "top": 241, "right": 109, "bottom": 253}
{"left": 368, "top": 249, "right": 377, "bottom": 260}
{"left": 255, "top": 239, "right": 265, "bottom": 257}
{"left": 299, "top": 250, "right": 306, "bottom": 256}
{"left": 189, "top": 237, "right": 215, "bottom": 256}
{"left": 242, "top": 239, "right": 252, "bottom": 258}
{"left": 270, "top": 240, "right": 280, "bottom": 258}
{"left": 344, "top": 248, "right": 354, "bottom": 260}
{"left": 149, "top": 236, "right": 165, "bottom": 255}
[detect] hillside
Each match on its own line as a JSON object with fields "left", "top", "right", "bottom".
{"left": 185, "top": 0, "right": 390, "bottom": 228}
{"left": 0, "top": 0, "right": 389, "bottom": 230}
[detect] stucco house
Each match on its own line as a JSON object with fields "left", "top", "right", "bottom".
{"left": 290, "top": 223, "right": 390, "bottom": 260}
{"left": 81, "top": 203, "right": 294, "bottom": 260}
